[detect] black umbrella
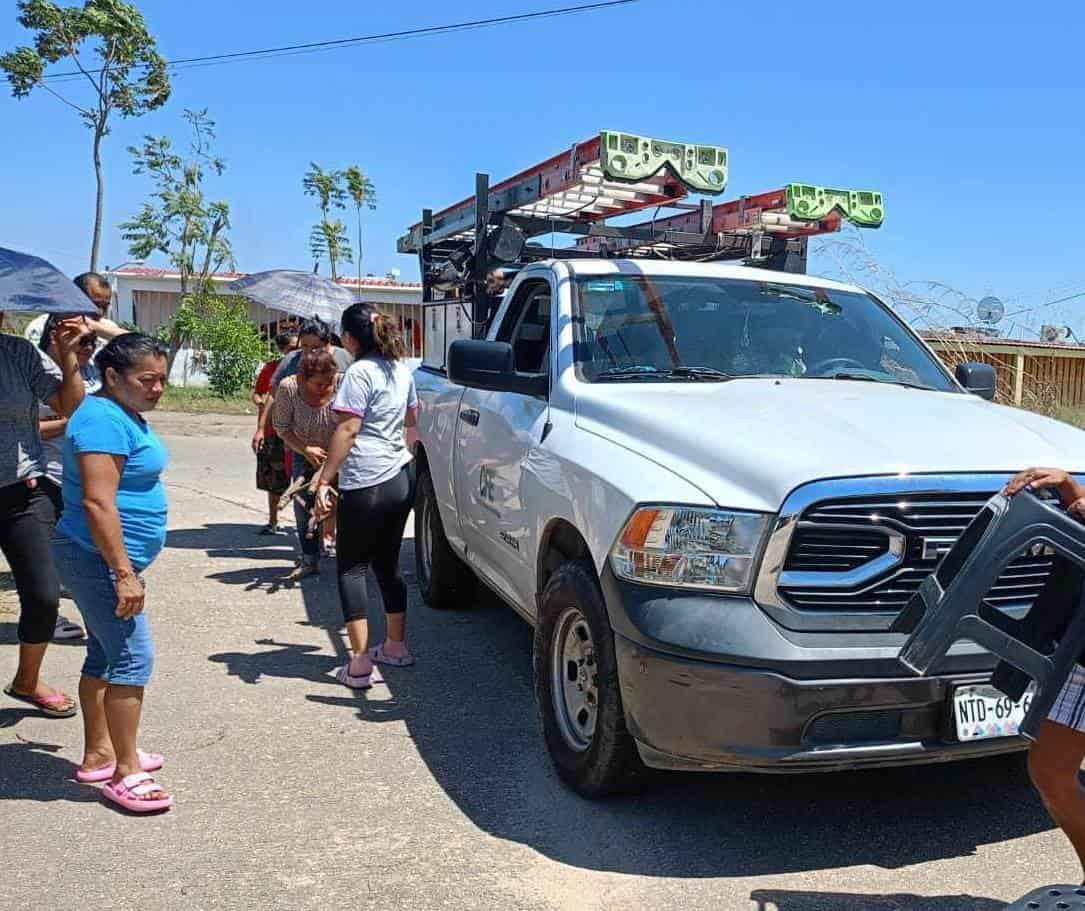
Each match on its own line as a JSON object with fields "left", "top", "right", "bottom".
{"left": 0, "top": 247, "right": 99, "bottom": 314}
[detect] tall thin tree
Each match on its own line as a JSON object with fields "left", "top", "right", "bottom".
{"left": 120, "top": 108, "right": 234, "bottom": 371}
{"left": 344, "top": 165, "right": 377, "bottom": 284}
{"left": 1, "top": 0, "right": 170, "bottom": 271}
{"left": 303, "top": 162, "right": 351, "bottom": 280}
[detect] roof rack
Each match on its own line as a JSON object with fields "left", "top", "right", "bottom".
{"left": 398, "top": 131, "right": 884, "bottom": 338}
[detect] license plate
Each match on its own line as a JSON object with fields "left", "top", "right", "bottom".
{"left": 952, "top": 684, "right": 1034, "bottom": 741}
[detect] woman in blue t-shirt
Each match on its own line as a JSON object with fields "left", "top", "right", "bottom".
{"left": 53, "top": 333, "right": 174, "bottom": 813}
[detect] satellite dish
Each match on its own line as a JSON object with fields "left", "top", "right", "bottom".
{"left": 977, "top": 296, "right": 1005, "bottom": 325}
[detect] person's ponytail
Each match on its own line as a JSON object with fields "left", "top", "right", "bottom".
{"left": 341, "top": 303, "right": 407, "bottom": 361}
{"left": 371, "top": 313, "right": 407, "bottom": 361}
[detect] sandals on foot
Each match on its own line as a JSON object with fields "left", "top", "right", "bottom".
{"left": 76, "top": 749, "right": 164, "bottom": 784}
{"left": 285, "top": 562, "right": 319, "bottom": 582}
{"left": 102, "top": 772, "right": 174, "bottom": 813}
{"left": 54, "top": 614, "right": 86, "bottom": 640}
{"left": 3, "top": 684, "right": 77, "bottom": 718}
{"left": 333, "top": 663, "right": 384, "bottom": 690}
{"left": 368, "top": 642, "right": 416, "bottom": 667}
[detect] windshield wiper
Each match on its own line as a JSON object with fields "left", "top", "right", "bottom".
{"left": 828, "top": 371, "right": 934, "bottom": 391}
{"left": 667, "top": 366, "right": 734, "bottom": 381}
{"left": 594, "top": 365, "right": 734, "bottom": 383}
{"left": 594, "top": 365, "right": 666, "bottom": 381}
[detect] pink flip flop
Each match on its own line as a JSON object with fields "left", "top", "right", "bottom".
{"left": 75, "top": 750, "right": 164, "bottom": 784}
{"left": 102, "top": 772, "right": 174, "bottom": 813}
{"left": 3, "top": 684, "right": 77, "bottom": 718}
{"left": 333, "top": 663, "right": 384, "bottom": 690}
{"left": 368, "top": 642, "right": 416, "bottom": 668}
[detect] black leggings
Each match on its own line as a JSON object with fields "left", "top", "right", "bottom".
{"left": 336, "top": 466, "right": 414, "bottom": 623}
{"left": 0, "top": 481, "right": 60, "bottom": 644}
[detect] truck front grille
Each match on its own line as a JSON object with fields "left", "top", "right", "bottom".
{"left": 780, "top": 491, "right": 1055, "bottom": 613}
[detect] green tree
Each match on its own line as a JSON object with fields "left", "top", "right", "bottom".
{"left": 120, "top": 108, "right": 234, "bottom": 371}
{"left": 0, "top": 0, "right": 170, "bottom": 271}
{"left": 344, "top": 165, "right": 377, "bottom": 283}
{"left": 198, "top": 295, "right": 268, "bottom": 397}
{"left": 161, "top": 293, "right": 265, "bottom": 396}
{"left": 303, "top": 162, "right": 352, "bottom": 280}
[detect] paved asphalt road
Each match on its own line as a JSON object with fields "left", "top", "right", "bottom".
{"left": 1, "top": 412, "right": 1080, "bottom": 910}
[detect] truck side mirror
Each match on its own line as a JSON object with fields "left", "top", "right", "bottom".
{"left": 448, "top": 340, "right": 548, "bottom": 397}
{"left": 955, "top": 362, "right": 997, "bottom": 401}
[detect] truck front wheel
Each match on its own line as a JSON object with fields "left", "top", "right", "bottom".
{"left": 414, "top": 467, "right": 475, "bottom": 610}
{"left": 533, "top": 561, "right": 644, "bottom": 797}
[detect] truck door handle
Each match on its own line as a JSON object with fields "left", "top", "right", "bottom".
{"left": 459, "top": 408, "right": 480, "bottom": 426}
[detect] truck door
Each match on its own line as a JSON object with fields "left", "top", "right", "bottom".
{"left": 454, "top": 279, "right": 552, "bottom": 609}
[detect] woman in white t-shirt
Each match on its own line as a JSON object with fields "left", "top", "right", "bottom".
{"left": 314, "top": 304, "right": 419, "bottom": 688}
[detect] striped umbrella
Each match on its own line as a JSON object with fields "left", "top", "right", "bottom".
{"left": 229, "top": 270, "right": 357, "bottom": 326}
{"left": 0, "top": 247, "right": 99, "bottom": 314}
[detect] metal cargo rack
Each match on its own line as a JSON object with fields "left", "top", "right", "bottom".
{"left": 397, "top": 130, "right": 885, "bottom": 339}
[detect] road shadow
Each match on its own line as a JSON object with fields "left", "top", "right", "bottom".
{"left": 749, "top": 890, "right": 1006, "bottom": 910}
{"left": 0, "top": 740, "right": 100, "bottom": 803}
{"left": 170, "top": 521, "right": 358, "bottom": 670}
{"left": 337, "top": 542, "right": 1060, "bottom": 878}
{"left": 168, "top": 520, "right": 1057, "bottom": 878}
{"left": 208, "top": 637, "right": 340, "bottom": 686}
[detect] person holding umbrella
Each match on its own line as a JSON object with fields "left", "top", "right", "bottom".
{"left": 0, "top": 247, "right": 95, "bottom": 718}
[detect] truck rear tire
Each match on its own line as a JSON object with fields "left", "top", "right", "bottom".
{"left": 533, "top": 560, "right": 644, "bottom": 797}
{"left": 415, "top": 467, "right": 475, "bottom": 610}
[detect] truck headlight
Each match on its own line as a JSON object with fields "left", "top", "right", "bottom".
{"left": 610, "top": 506, "right": 770, "bottom": 593}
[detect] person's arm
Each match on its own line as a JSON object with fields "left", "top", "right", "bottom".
{"left": 251, "top": 399, "right": 268, "bottom": 454}
{"left": 405, "top": 404, "right": 420, "bottom": 450}
{"left": 78, "top": 452, "right": 145, "bottom": 618}
{"left": 313, "top": 413, "right": 361, "bottom": 519}
{"left": 272, "top": 384, "right": 326, "bottom": 465}
{"left": 39, "top": 318, "right": 86, "bottom": 417}
{"left": 1004, "top": 468, "right": 1085, "bottom": 506}
{"left": 39, "top": 416, "right": 68, "bottom": 440}
{"left": 90, "top": 317, "right": 128, "bottom": 341}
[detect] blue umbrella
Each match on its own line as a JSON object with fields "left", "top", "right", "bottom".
{"left": 0, "top": 247, "right": 99, "bottom": 314}
{"left": 229, "top": 270, "right": 357, "bottom": 326}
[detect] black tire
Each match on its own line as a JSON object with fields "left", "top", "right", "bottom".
{"left": 533, "top": 560, "right": 644, "bottom": 797}
{"left": 414, "top": 467, "right": 475, "bottom": 610}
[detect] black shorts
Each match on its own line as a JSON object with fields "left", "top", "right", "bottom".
{"left": 256, "top": 435, "right": 289, "bottom": 494}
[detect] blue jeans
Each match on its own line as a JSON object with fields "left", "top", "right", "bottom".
{"left": 51, "top": 534, "right": 155, "bottom": 687}
{"left": 292, "top": 458, "right": 320, "bottom": 564}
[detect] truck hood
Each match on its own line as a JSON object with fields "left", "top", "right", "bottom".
{"left": 574, "top": 378, "right": 1085, "bottom": 512}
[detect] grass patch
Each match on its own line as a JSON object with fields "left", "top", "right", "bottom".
{"left": 159, "top": 385, "right": 256, "bottom": 416}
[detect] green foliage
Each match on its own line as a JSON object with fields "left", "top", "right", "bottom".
{"left": 120, "top": 108, "right": 234, "bottom": 293}
{"left": 304, "top": 162, "right": 353, "bottom": 279}
{"left": 344, "top": 164, "right": 377, "bottom": 279}
{"left": 308, "top": 218, "right": 352, "bottom": 279}
{"left": 121, "top": 108, "right": 234, "bottom": 370}
{"left": 344, "top": 165, "right": 377, "bottom": 213}
{"left": 161, "top": 293, "right": 266, "bottom": 397}
{"left": 0, "top": 0, "right": 171, "bottom": 270}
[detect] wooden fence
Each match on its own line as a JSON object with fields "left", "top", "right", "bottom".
{"left": 926, "top": 337, "right": 1085, "bottom": 410}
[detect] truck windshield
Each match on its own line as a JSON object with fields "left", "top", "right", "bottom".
{"left": 572, "top": 274, "right": 956, "bottom": 391}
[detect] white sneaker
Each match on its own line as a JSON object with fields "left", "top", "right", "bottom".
{"left": 54, "top": 614, "right": 85, "bottom": 640}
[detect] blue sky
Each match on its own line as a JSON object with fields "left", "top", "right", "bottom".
{"left": 2, "top": 0, "right": 1083, "bottom": 337}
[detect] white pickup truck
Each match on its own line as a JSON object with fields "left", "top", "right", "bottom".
{"left": 411, "top": 257, "right": 1085, "bottom": 796}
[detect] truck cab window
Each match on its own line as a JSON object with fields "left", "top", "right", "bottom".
{"left": 498, "top": 281, "right": 551, "bottom": 374}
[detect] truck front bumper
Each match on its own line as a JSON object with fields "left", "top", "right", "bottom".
{"left": 616, "top": 636, "right": 1026, "bottom": 772}
{"left": 601, "top": 569, "right": 1028, "bottom": 772}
